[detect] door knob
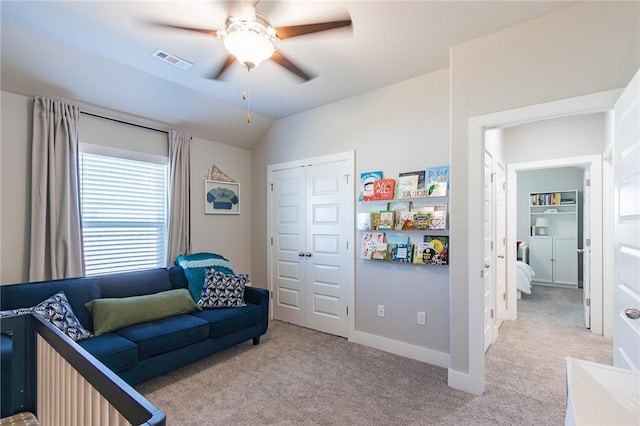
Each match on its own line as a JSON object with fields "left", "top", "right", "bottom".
{"left": 498, "top": 255, "right": 505, "bottom": 259}
{"left": 484, "top": 263, "right": 490, "bottom": 268}
{"left": 625, "top": 308, "right": 640, "bottom": 320}
{"left": 298, "top": 251, "right": 305, "bottom": 257}
{"left": 305, "top": 252, "right": 312, "bottom": 257}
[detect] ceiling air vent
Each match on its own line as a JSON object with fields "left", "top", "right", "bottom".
{"left": 152, "top": 49, "right": 193, "bottom": 70}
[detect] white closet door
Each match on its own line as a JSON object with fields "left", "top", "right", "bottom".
{"left": 271, "top": 167, "right": 307, "bottom": 326}
{"left": 529, "top": 236, "right": 553, "bottom": 283}
{"left": 305, "top": 162, "right": 352, "bottom": 337}
{"left": 553, "top": 237, "right": 577, "bottom": 286}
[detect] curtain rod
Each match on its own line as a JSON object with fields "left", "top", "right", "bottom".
{"left": 80, "top": 111, "right": 168, "bottom": 135}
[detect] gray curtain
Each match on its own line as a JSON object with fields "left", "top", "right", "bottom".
{"left": 167, "top": 129, "right": 191, "bottom": 265}
{"left": 29, "top": 97, "right": 84, "bottom": 280}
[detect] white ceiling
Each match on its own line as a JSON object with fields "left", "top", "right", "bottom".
{"left": 1, "top": 1, "right": 577, "bottom": 149}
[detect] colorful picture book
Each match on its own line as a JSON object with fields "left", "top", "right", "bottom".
{"left": 413, "top": 213, "right": 430, "bottom": 230}
{"left": 361, "top": 171, "right": 382, "bottom": 201}
{"left": 389, "top": 243, "right": 413, "bottom": 263}
{"left": 413, "top": 236, "right": 449, "bottom": 265}
{"left": 372, "top": 178, "right": 395, "bottom": 200}
{"left": 426, "top": 165, "right": 450, "bottom": 188}
{"left": 377, "top": 211, "right": 395, "bottom": 230}
{"left": 428, "top": 210, "right": 447, "bottom": 230}
{"left": 361, "top": 232, "right": 385, "bottom": 259}
{"left": 371, "top": 242, "right": 389, "bottom": 260}
{"left": 398, "top": 211, "right": 415, "bottom": 230}
{"left": 398, "top": 175, "right": 419, "bottom": 193}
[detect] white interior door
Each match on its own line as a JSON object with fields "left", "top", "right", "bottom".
{"left": 304, "top": 162, "right": 352, "bottom": 337}
{"left": 483, "top": 150, "right": 494, "bottom": 352}
{"left": 613, "top": 69, "right": 640, "bottom": 371}
{"left": 495, "top": 161, "right": 507, "bottom": 330}
{"left": 582, "top": 169, "right": 591, "bottom": 328}
{"left": 271, "top": 167, "right": 307, "bottom": 326}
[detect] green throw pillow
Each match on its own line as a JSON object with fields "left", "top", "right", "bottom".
{"left": 86, "top": 289, "right": 199, "bottom": 336}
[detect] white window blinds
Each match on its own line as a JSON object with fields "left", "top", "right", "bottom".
{"left": 79, "top": 152, "right": 168, "bottom": 276}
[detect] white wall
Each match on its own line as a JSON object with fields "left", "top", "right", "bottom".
{"left": 252, "top": 69, "right": 451, "bottom": 356}
{"left": 449, "top": 0, "right": 638, "bottom": 391}
{"left": 0, "top": 91, "right": 253, "bottom": 284}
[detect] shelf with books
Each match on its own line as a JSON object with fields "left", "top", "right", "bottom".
{"left": 357, "top": 201, "right": 448, "bottom": 232}
{"left": 359, "top": 231, "right": 449, "bottom": 266}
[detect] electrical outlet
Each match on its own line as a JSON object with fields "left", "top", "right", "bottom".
{"left": 417, "top": 311, "right": 426, "bottom": 325}
{"left": 377, "top": 304, "right": 385, "bottom": 318}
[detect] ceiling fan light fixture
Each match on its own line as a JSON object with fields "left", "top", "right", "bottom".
{"left": 223, "top": 15, "right": 277, "bottom": 69}
{"left": 224, "top": 28, "right": 275, "bottom": 69}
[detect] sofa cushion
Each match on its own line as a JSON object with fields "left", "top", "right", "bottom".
{"left": 116, "top": 314, "right": 209, "bottom": 360}
{"left": 0, "top": 278, "right": 100, "bottom": 331}
{"left": 198, "top": 269, "right": 248, "bottom": 309}
{"left": 189, "top": 304, "right": 261, "bottom": 338}
{"left": 97, "top": 268, "right": 173, "bottom": 298}
{"left": 1, "top": 291, "right": 93, "bottom": 342}
{"left": 77, "top": 332, "right": 138, "bottom": 372}
{"left": 86, "top": 289, "right": 199, "bottom": 336}
{"left": 175, "top": 252, "right": 235, "bottom": 302}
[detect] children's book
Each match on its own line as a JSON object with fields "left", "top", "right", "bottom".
{"left": 372, "top": 178, "right": 395, "bottom": 200}
{"left": 360, "top": 232, "right": 385, "bottom": 259}
{"left": 425, "top": 165, "right": 450, "bottom": 188}
{"left": 413, "top": 213, "right": 430, "bottom": 230}
{"left": 370, "top": 242, "right": 389, "bottom": 260}
{"left": 377, "top": 211, "right": 395, "bottom": 230}
{"left": 399, "top": 170, "right": 426, "bottom": 189}
{"left": 360, "top": 171, "right": 382, "bottom": 201}
{"left": 398, "top": 175, "right": 419, "bottom": 193}
{"left": 412, "top": 242, "right": 430, "bottom": 264}
{"left": 389, "top": 243, "right": 413, "bottom": 263}
{"left": 357, "top": 213, "right": 371, "bottom": 231}
{"left": 397, "top": 211, "right": 415, "bottom": 230}
{"left": 422, "top": 236, "right": 449, "bottom": 265}
{"left": 427, "top": 181, "right": 447, "bottom": 197}
{"left": 387, "top": 234, "right": 409, "bottom": 245}
{"left": 428, "top": 210, "right": 447, "bottom": 230}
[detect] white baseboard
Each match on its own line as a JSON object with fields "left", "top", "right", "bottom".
{"left": 349, "top": 330, "right": 450, "bottom": 368}
{"left": 447, "top": 368, "right": 484, "bottom": 395}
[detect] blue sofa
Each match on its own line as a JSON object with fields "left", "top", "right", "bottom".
{"left": 0, "top": 266, "right": 269, "bottom": 387}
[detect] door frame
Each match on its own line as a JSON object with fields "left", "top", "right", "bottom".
{"left": 452, "top": 88, "right": 621, "bottom": 395}
{"left": 266, "top": 150, "right": 355, "bottom": 337}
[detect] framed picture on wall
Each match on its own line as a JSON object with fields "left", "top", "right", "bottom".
{"left": 205, "top": 180, "right": 240, "bottom": 214}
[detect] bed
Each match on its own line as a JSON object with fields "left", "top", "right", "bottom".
{"left": 516, "top": 260, "right": 535, "bottom": 298}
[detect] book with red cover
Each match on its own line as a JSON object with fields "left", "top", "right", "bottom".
{"left": 372, "top": 178, "right": 395, "bottom": 200}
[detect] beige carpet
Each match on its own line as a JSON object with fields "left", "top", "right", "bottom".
{"left": 137, "top": 285, "right": 612, "bottom": 425}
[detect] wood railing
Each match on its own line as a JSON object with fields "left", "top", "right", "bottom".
{"left": 1, "top": 314, "right": 165, "bottom": 426}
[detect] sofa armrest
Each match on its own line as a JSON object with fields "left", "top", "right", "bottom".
{"left": 244, "top": 287, "right": 269, "bottom": 336}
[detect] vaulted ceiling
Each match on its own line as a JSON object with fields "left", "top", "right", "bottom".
{"left": 1, "top": 1, "right": 577, "bottom": 149}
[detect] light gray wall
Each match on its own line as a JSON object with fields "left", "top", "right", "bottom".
{"left": 450, "top": 0, "right": 638, "bottom": 376}
{"left": 252, "top": 69, "right": 451, "bottom": 351}
{"left": 0, "top": 91, "right": 253, "bottom": 284}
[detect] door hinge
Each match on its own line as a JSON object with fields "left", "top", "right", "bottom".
{"left": 491, "top": 241, "right": 494, "bottom": 250}
{"left": 585, "top": 298, "right": 590, "bottom": 307}
{"left": 586, "top": 238, "right": 591, "bottom": 247}
{"left": 270, "top": 183, "right": 274, "bottom": 191}
{"left": 346, "top": 241, "right": 349, "bottom": 250}
{"left": 503, "top": 292, "right": 506, "bottom": 300}
{"left": 585, "top": 178, "right": 591, "bottom": 187}
{"left": 491, "top": 173, "right": 494, "bottom": 183}
{"left": 343, "top": 174, "right": 350, "bottom": 184}
{"left": 502, "top": 182, "right": 506, "bottom": 190}
{"left": 346, "top": 306, "right": 349, "bottom": 316}
{"left": 490, "top": 309, "right": 494, "bottom": 319}
{"left": 270, "top": 237, "right": 274, "bottom": 246}
{"left": 480, "top": 270, "right": 485, "bottom": 278}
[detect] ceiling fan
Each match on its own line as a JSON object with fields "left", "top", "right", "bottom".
{"left": 150, "top": 1, "right": 352, "bottom": 82}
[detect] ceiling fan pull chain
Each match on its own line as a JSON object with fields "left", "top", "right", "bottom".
{"left": 244, "top": 68, "right": 252, "bottom": 123}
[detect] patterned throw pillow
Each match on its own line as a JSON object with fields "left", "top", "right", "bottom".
{"left": 0, "top": 291, "right": 93, "bottom": 342}
{"left": 175, "top": 252, "right": 235, "bottom": 302}
{"left": 198, "top": 268, "right": 248, "bottom": 309}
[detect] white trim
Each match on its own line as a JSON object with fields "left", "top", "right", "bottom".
{"left": 267, "top": 151, "right": 355, "bottom": 339}
{"left": 350, "top": 330, "right": 450, "bottom": 368}
{"left": 457, "top": 88, "right": 621, "bottom": 395}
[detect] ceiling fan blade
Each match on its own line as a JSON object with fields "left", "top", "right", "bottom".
{"left": 275, "top": 19, "right": 352, "bottom": 40}
{"left": 271, "top": 51, "right": 314, "bottom": 82}
{"left": 146, "top": 21, "right": 221, "bottom": 38}
{"left": 209, "top": 55, "right": 237, "bottom": 80}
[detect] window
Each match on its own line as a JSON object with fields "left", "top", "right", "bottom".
{"left": 79, "top": 151, "right": 168, "bottom": 276}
